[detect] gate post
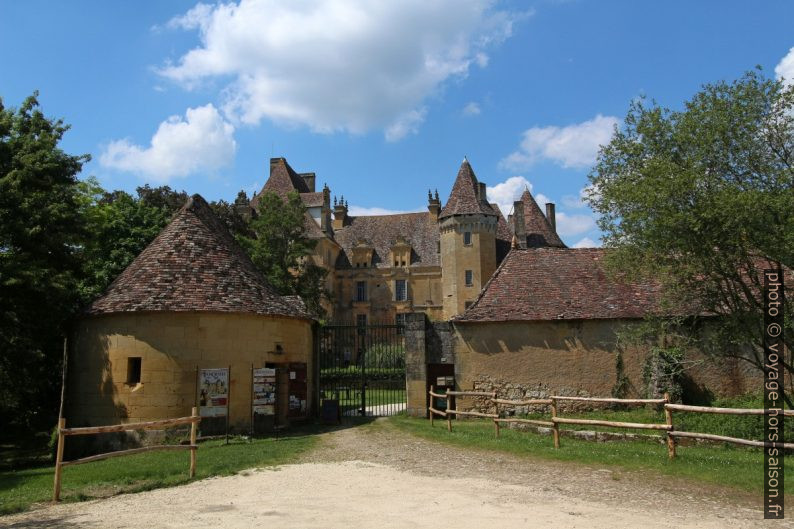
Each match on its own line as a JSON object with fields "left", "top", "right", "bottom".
{"left": 404, "top": 313, "right": 428, "bottom": 417}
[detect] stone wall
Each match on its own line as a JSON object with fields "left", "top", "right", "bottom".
{"left": 67, "top": 312, "right": 314, "bottom": 432}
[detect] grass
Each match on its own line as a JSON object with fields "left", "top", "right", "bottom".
{"left": 389, "top": 413, "right": 794, "bottom": 495}
{"left": 0, "top": 429, "right": 317, "bottom": 516}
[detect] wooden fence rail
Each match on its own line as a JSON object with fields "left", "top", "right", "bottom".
{"left": 428, "top": 388, "right": 791, "bottom": 460}
{"left": 53, "top": 408, "right": 201, "bottom": 502}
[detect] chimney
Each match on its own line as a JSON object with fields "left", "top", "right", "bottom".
{"left": 333, "top": 195, "right": 348, "bottom": 230}
{"left": 545, "top": 202, "right": 556, "bottom": 232}
{"left": 321, "top": 184, "right": 331, "bottom": 233}
{"left": 300, "top": 172, "right": 316, "bottom": 192}
{"left": 478, "top": 182, "right": 487, "bottom": 203}
{"left": 512, "top": 200, "right": 526, "bottom": 249}
{"left": 427, "top": 188, "right": 441, "bottom": 220}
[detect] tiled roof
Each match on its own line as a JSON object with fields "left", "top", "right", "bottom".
{"left": 439, "top": 159, "right": 497, "bottom": 219}
{"left": 454, "top": 248, "right": 663, "bottom": 322}
{"left": 492, "top": 203, "right": 513, "bottom": 264}
{"left": 520, "top": 189, "right": 566, "bottom": 248}
{"left": 251, "top": 157, "right": 311, "bottom": 209}
{"left": 86, "top": 195, "right": 312, "bottom": 320}
{"left": 333, "top": 212, "right": 440, "bottom": 269}
{"left": 300, "top": 192, "right": 325, "bottom": 207}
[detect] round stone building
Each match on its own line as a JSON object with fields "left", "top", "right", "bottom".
{"left": 67, "top": 195, "right": 315, "bottom": 432}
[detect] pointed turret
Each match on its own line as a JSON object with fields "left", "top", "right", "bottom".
{"left": 438, "top": 159, "right": 497, "bottom": 219}
{"left": 511, "top": 188, "right": 565, "bottom": 248}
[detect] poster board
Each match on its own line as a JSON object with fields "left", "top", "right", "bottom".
{"left": 199, "top": 368, "right": 229, "bottom": 418}
{"left": 252, "top": 367, "right": 276, "bottom": 416}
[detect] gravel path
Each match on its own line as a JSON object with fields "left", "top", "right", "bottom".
{"left": 1, "top": 418, "right": 786, "bottom": 528}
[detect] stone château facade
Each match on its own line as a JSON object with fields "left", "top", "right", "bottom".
{"left": 246, "top": 156, "right": 563, "bottom": 322}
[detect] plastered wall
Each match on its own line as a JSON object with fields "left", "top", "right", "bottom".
{"left": 67, "top": 312, "right": 313, "bottom": 430}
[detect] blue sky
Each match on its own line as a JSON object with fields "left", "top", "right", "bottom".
{"left": 2, "top": 0, "right": 793, "bottom": 248}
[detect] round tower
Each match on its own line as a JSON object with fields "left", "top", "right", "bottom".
{"left": 438, "top": 158, "right": 498, "bottom": 319}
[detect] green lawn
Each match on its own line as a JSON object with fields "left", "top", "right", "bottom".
{"left": 0, "top": 431, "right": 317, "bottom": 516}
{"left": 389, "top": 414, "right": 794, "bottom": 494}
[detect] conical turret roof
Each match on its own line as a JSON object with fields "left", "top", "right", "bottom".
{"left": 438, "top": 159, "right": 497, "bottom": 219}
{"left": 519, "top": 188, "right": 566, "bottom": 248}
{"left": 86, "top": 194, "right": 311, "bottom": 319}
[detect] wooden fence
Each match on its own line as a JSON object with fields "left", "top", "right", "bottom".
{"left": 428, "top": 387, "right": 794, "bottom": 458}
{"left": 53, "top": 408, "right": 201, "bottom": 501}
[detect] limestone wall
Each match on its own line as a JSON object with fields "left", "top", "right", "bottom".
{"left": 67, "top": 312, "right": 314, "bottom": 431}
{"left": 452, "top": 320, "right": 763, "bottom": 409}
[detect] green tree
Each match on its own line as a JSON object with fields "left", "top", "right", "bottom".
{"left": 0, "top": 93, "right": 89, "bottom": 430}
{"left": 587, "top": 69, "right": 794, "bottom": 394}
{"left": 78, "top": 180, "right": 185, "bottom": 301}
{"left": 237, "top": 191, "right": 329, "bottom": 318}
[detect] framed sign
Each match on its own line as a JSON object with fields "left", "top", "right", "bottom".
{"left": 199, "top": 368, "right": 229, "bottom": 417}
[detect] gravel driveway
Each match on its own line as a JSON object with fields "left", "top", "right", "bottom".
{"left": 1, "top": 418, "right": 785, "bottom": 528}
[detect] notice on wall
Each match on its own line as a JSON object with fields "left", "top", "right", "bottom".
{"left": 199, "top": 368, "right": 229, "bottom": 417}
{"left": 252, "top": 367, "right": 276, "bottom": 415}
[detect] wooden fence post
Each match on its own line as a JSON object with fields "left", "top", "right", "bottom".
{"left": 664, "top": 392, "right": 676, "bottom": 460}
{"left": 190, "top": 407, "right": 198, "bottom": 478}
{"left": 446, "top": 391, "right": 452, "bottom": 432}
{"left": 53, "top": 418, "right": 65, "bottom": 502}
{"left": 493, "top": 391, "right": 500, "bottom": 438}
{"left": 551, "top": 398, "right": 560, "bottom": 449}
{"left": 429, "top": 385, "right": 434, "bottom": 427}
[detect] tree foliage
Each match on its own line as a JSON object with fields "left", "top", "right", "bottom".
{"left": 237, "top": 191, "right": 329, "bottom": 318}
{"left": 587, "top": 69, "right": 794, "bottom": 388}
{"left": 0, "top": 93, "right": 89, "bottom": 430}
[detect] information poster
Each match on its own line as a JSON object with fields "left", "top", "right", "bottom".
{"left": 252, "top": 367, "right": 276, "bottom": 415}
{"left": 199, "top": 368, "right": 229, "bottom": 417}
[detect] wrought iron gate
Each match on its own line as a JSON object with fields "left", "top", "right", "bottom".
{"left": 318, "top": 323, "right": 406, "bottom": 417}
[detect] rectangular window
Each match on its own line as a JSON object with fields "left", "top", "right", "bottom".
{"left": 463, "top": 231, "right": 472, "bottom": 245}
{"left": 126, "top": 357, "right": 142, "bottom": 384}
{"left": 395, "top": 313, "right": 406, "bottom": 333}
{"left": 395, "top": 279, "right": 407, "bottom": 301}
{"left": 356, "top": 281, "right": 367, "bottom": 301}
{"left": 356, "top": 314, "right": 368, "bottom": 327}
{"left": 465, "top": 270, "right": 473, "bottom": 286}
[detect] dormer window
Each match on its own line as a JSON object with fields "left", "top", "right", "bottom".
{"left": 390, "top": 237, "right": 412, "bottom": 269}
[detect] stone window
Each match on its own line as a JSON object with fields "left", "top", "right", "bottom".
{"left": 465, "top": 270, "right": 473, "bottom": 286}
{"left": 356, "top": 314, "right": 367, "bottom": 327}
{"left": 463, "top": 231, "right": 472, "bottom": 246}
{"left": 356, "top": 281, "right": 367, "bottom": 302}
{"left": 126, "top": 357, "right": 142, "bottom": 385}
{"left": 395, "top": 279, "right": 407, "bottom": 301}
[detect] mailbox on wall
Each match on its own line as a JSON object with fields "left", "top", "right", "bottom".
{"left": 434, "top": 376, "right": 455, "bottom": 410}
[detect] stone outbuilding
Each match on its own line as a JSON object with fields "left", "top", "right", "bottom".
{"left": 67, "top": 194, "right": 315, "bottom": 432}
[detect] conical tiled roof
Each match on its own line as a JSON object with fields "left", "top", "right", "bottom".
{"left": 85, "top": 194, "right": 311, "bottom": 319}
{"left": 438, "top": 159, "right": 497, "bottom": 219}
{"left": 519, "top": 189, "right": 566, "bottom": 248}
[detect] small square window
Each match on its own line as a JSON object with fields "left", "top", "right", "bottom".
{"left": 463, "top": 231, "right": 472, "bottom": 245}
{"left": 465, "top": 270, "right": 473, "bottom": 286}
{"left": 357, "top": 314, "right": 368, "bottom": 327}
{"left": 127, "top": 357, "right": 142, "bottom": 384}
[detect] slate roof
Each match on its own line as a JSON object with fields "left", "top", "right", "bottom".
{"left": 520, "top": 189, "right": 566, "bottom": 248}
{"left": 439, "top": 159, "right": 497, "bottom": 219}
{"left": 333, "top": 212, "right": 440, "bottom": 269}
{"left": 86, "top": 195, "right": 312, "bottom": 320}
{"left": 454, "top": 248, "right": 663, "bottom": 322}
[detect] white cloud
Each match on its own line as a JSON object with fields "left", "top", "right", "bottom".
{"left": 462, "top": 101, "right": 481, "bottom": 116}
{"left": 500, "top": 114, "right": 619, "bottom": 171}
{"left": 100, "top": 104, "right": 236, "bottom": 182}
{"left": 159, "top": 0, "right": 524, "bottom": 140}
{"left": 347, "top": 205, "right": 424, "bottom": 216}
{"left": 486, "top": 175, "right": 532, "bottom": 217}
{"left": 572, "top": 237, "right": 600, "bottom": 248}
{"left": 775, "top": 46, "right": 794, "bottom": 86}
{"left": 561, "top": 187, "right": 588, "bottom": 208}
{"left": 555, "top": 212, "right": 596, "bottom": 237}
